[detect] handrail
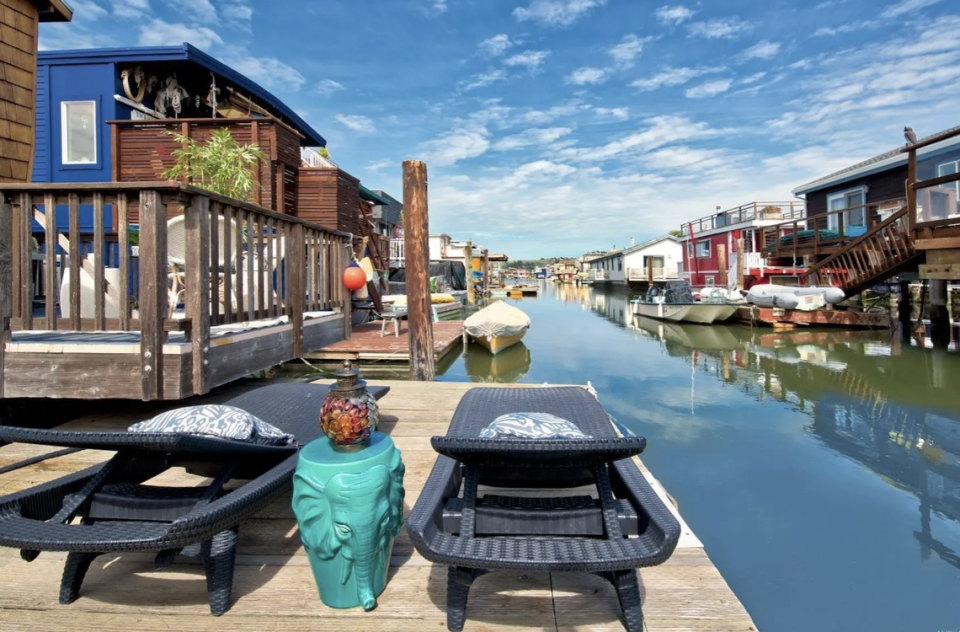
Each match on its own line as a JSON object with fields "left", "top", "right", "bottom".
{"left": 799, "top": 205, "right": 910, "bottom": 283}
{"left": 681, "top": 201, "right": 805, "bottom": 236}
{"left": 107, "top": 115, "right": 305, "bottom": 140}
{"left": 900, "top": 127, "right": 960, "bottom": 152}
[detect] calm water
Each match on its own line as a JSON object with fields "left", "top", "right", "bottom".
{"left": 421, "top": 282, "right": 960, "bottom": 632}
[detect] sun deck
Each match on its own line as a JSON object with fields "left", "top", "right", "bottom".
{"left": 0, "top": 381, "right": 757, "bottom": 632}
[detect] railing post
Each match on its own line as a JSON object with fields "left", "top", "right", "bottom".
{"left": 341, "top": 239, "right": 352, "bottom": 340}
{"left": 0, "top": 192, "right": 11, "bottom": 398}
{"left": 907, "top": 147, "right": 917, "bottom": 234}
{"left": 403, "top": 160, "right": 435, "bottom": 381}
{"left": 185, "top": 193, "right": 211, "bottom": 396}
{"left": 17, "top": 194, "right": 31, "bottom": 331}
{"left": 290, "top": 223, "right": 305, "bottom": 357}
{"left": 464, "top": 240, "right": 475, "bottom": 306}
{"left": 138, "top": 189, "right": 166, "bottom": 401}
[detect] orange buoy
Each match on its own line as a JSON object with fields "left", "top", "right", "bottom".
{"left": 342, "top": 265, "right": 367, "bottom": 291}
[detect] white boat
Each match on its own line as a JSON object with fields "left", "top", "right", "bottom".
{"left": 464, "top": 300, "right": 530, "bottom": 354}
{"left": 630, "top": 282, "right": 737, "bottom": 324}
{"left": 746, "top": 284, "right": 845, "bottom": 310}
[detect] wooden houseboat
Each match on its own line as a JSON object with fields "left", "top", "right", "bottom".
{"left": 678, "top": 201, "right": 805, "bottom": 290}
{"left": 0, "top": 0, "right": 71, "bottom": 183}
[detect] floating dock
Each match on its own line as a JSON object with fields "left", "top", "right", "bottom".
{"left": 734, "top": 305, "right": 894, "bottom": 329}
{"left": 305, "top": 320, "right": 465, "bottom": 362}
{"left": 0, "top": 380, "right": 758, "bottom": 632}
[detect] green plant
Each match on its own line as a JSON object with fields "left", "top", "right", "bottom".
{"left": 161, "top": 128, "right": 265, "bottom": 201}
{"left": 128, "top": 225, "right": 139, "bottom": 247}
{"left": 318, "top": 146, "right": 331, "bottom": 158}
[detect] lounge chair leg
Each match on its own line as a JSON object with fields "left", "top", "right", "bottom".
{"left": 59, "top": 552, "right": 101, "bottom": 604}
{"left": 446, "top": 566, "right": 486, "bottom": 632}
{"left": 597, "top": 570, "right": 644, "bottom": 632}
{"left": 202, "top": 527, "right": 239, "bottom": 616}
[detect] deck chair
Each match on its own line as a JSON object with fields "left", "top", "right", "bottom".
{"left": 406, "top": 387, "right": 681, "bottom": 632}
{"left": 167, "top": 214, "right": 241, "bottom": 317}
{"left": 0, "top": 381, "right": 389, "bottom": 615}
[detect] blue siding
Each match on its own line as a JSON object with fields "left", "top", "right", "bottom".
{"left": 49, "top": 63, "right": 116, "bottom": 184}
{"left": 31, "top": 65, "right": 50, "bottom": 183}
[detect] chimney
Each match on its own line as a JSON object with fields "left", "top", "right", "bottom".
{"left": 630, "top": 236, "right": 635, "bottom": 246}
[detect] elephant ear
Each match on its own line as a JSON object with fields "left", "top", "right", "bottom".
{"left": 386, "top": 450, "right": 406, "bottom": 536}
{"left": 292, "top": 471, "right": 340, "bottom": 560}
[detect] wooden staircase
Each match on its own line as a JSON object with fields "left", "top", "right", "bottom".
{"left": 800, "top": 205, "right": 921, "bottom": 296}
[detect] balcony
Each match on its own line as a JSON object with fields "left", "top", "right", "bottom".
{"left": 626, "top": 267, "right": 672, "bottom": 281}
{"left": 681, "top": 201, "right": 805, "bottom": 237}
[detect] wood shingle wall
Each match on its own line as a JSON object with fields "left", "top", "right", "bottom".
{"left": 0, "top": 0, "right": 38, "bottom": 183}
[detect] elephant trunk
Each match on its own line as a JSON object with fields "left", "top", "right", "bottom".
{"left": 355, "top": 558, "right": 377, "bottom": 611}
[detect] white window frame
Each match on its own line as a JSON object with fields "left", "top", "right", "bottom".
{"left": 826, "top": 186, "right": 866, "bottom": 230}
{"left": 937, "top": 160, "right": 959, "bottom": 197}
{"left": 61, "top": 100, "right": 98, "bottom": 165}
{"left": 696, "top": 241, "right": 711, "bottom": 258}
{"left": 686, "top": 241, "right": 694, "bottom": 259}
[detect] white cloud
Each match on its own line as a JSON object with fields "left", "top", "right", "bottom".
{"left": 428, "top": 0, "right": 448, "bottom": 13}
{"left": 558, "top": 115, "right": 722, "bottom": 162}
{"left": 567, "top": 66, "right": 609, "bottom": 85}
{"left": 316, "top": 79, "right": 345, "bottom": 96}
{"left": 630, "top": 65, "right": 726, "bottom": 91}
{"left": 595, "top": 107, "right": 629, "bottom": 120}
{"left": 740, "top": 71, "right": 767, "bottom": 84}
{"left": 168, "top": 0, "right": 217, "bottom": 23}
{"left": 513, "top": 0, "right": 607, "bottom": 26}
{"left": 221, "top": 51, "right": 306, "bottom": 91}
{"left": 39, "top": 23, "right": 103, "bottom": 50}
{"left": 335, "top": 114, "right": 377, "bottom": 134}
{"left": 138, "top": 19, "right": 222, "bottom": 49}
{"left": 479, "top": 34, "right": 513, "bottom": 57}
{"left": 687, "top": 17, "right": 753, "bottom": 39}
{"left": 520, "top": 100, "right": 589, "bottom": 124}
{"left": 609, "top": 34, "right": 653, "bottom": 69}
{"left": 492, "top": 127, "right": 573, "bottom": 151}
{"left": 502, "top": 161, "right": 577, "bottom": 187}
{"left": 880, "top": 0, "right": 942, "bottom": 19}
{"left": 654, "top": 5, "right": 694, "bottom": 26}
{"left": 422, "top": 126, "right": 491, "bottom": 166}
{"left": 221, "top": 1, "right": 253, "bottom": 20}
{"left": 367, "top": 159, "right": 393, "bottom": 172}
{"left": 462, "top": 69, "right": 508, "bottom": 90}
{"left": 740, "top": 40, "right": 781, "bottom": 61}
{"left": 813, "top": 20, "right": 880, "bottom": 36}
{"left": 112, "top": 0, "right": 149, "bottom": 18}
{"left": 66, "top": 0, "right": 109, "bottom": 20}
{"left": 504, "top": 50, "right": 550, "bottom": 71}
{"left": 685, "top": 79, "right": 733, "bottom": 98}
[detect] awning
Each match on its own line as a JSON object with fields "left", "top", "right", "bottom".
{"left": 359, "top": 184, "right": 392, "bottom": 206}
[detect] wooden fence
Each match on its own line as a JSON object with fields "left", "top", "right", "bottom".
{"left": 0, "top": 182, "right": 352, "bottom": 400}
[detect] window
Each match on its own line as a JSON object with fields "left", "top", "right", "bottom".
{"left": 696, "top": 241, "right": 711, "bottom": 258}
{"left": 617, "top": 259, "right": 622, "bottom": 271}
{"left": 61, "top": 101, "right": 97, "bottom": 164}
{"left": 827, "top": 187, "right": 866, "bottom": 231}
{"left": 938, "top": 160, "right": 959, "bottom": 197}
{"left": 687, "top": 242, "right": 694, "bottom": 259}
{"left": 705, "top": 276, "right": 715, "bottom": 286}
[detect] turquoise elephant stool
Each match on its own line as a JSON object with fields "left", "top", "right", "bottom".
{"left": 292, "top": 432, "right": 405, "bottom": 611}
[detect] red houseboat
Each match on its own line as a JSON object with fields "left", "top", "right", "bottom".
{"left": 678, "top": 201, "right": 806, "bottom": 290}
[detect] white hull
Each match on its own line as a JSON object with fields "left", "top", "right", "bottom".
{"left": 632, "top": 301, "right": 736, "bottom": 324}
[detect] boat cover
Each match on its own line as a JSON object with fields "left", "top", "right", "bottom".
{"left": 464, "top": 301, "right": 530, "bottom": 340}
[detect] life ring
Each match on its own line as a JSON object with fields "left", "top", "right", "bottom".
{"left": 121, "top": 67, "right": 146, "bottom": 103}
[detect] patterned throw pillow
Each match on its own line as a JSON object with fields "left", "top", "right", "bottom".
{"left": 479, "top": 412, "right": 590, "bottom": 440}
{"left": 128, "top": 405, "right": 295, "bottom": 446}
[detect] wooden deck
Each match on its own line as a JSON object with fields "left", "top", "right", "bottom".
{"left": 0, "top": 381, "right": 757, "bottom": 632}
{"left": 307, "top": 320, "right": 465, "bottom": 362}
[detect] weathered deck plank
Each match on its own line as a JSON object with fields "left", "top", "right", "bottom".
{"left": 306, "top": 320, "right": 464, "bottom": 362}
{"left": 0, "top": 380, "right": 757, "bottom": 632}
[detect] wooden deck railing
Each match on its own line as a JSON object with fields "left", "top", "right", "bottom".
{"left": 904, "top": 130, "right": 960, "bottom": 234}
{"left": 761, "top": 197, "right": 905, "bottom": 258}
{"left": 680, "top": 201, "right": 804, "bottom": 237}
{"left": 0, "top": 182, "right": 352, "bottom": 399}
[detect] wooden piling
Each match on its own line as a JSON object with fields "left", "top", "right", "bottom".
{"left": 736, "top": 238, "right": 745, "bottom": 290}
{"left": 403, "top": 160, "right": 435, "bottom": 381}
{"left": 898, "top": 280, "right": 912, "bottom": 339}
{"left": 929, "top": 279, "right": 950, "bottom": 349}
{"left": 464, "top": 240, "right": 475, "bottom": 306}
{"left": 717, "top": 244, "right": 728, "bottom": 287}
{"left": 482, "top": 250, "right": 490, "bottom": 297}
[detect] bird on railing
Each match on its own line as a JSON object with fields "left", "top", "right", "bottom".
{"left": 904, "top": 126, "right": 917, "bottom": 145}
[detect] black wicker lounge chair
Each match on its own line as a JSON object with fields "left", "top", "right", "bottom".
{"left": 406, "top": 386, "right": 681, "bottom": 632}
{"left": 0, "top": 381, "right": 388, "bottom": 616}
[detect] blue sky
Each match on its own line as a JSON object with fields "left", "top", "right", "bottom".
{"left": 41, "top": 0, "right": 960, "bottom": 258}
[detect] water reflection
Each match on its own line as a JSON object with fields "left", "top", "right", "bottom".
{"left": 464, "top": 342, "right": 531, "bottom": 383}
{"left": 633, "top": 315, "right": 960, "bottom": 572}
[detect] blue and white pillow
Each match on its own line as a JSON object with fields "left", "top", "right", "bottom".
{"left": 128, "top": 405, "right": 295, "bottom": 446}
{"left": 479, "top": 412, "right": 590, "bottom": 440}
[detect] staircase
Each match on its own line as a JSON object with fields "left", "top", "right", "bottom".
{"left": 800, "top": 205, "right": 920, "bottom": 296}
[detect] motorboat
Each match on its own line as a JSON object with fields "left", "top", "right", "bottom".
{"left": 464, "top": 300, "right": 531, "bottom": 354}
{"left": 630, "top": 281, "right": 738, "bottom": 324}
{"left": 745, "top": 284, "right": 845, "bottom": 311}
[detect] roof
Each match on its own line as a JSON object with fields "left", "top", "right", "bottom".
{"left": 793, "top": 124, "right": 960, "bottom": 195}
{"left": 34, "top": 0, "right": 72, "bottom": 21}
{"left": 359, "top": 185, "right": 392, "bottom": 206}
{"left": 592, "top": 235, "right": 678, "bottom": 262}
{"left": 37, "top": 43, "right": 325, "bottom": 146}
